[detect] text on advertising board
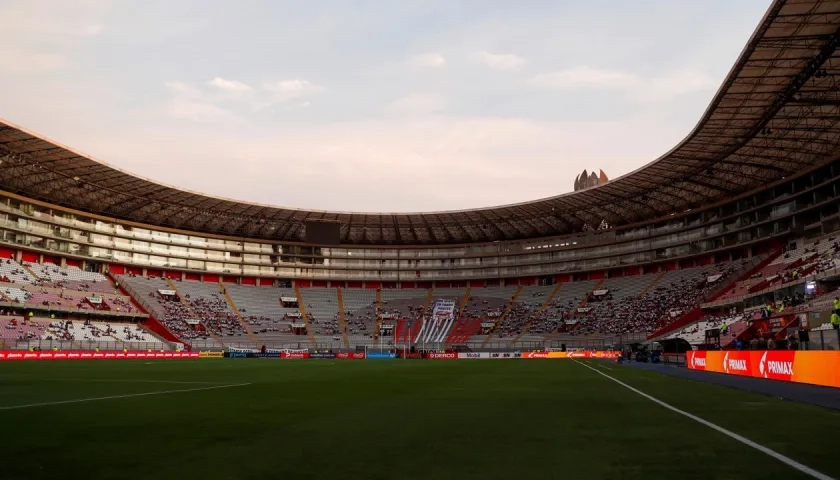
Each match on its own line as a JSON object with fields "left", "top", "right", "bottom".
{"left": 686, "top": 351, "right": 840, "bottom": 388}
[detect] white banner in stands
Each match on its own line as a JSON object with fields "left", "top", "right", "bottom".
{"left": 431, "top": 300, "right": 456, "bottom": 325}
{"left": 185, "top": 318, "right": 200, "bottom": 325}
{"left": 280, "top": 297, "right": 298, "bottom": 303}
{"left": 669, "top": 309, "right": 682, "bottom": 318}
{"left": 285, "top": 311, "right": 302, "bottom": 319}
{"left": 577, "top": 307, "right": 592, "bottom": 313}
{"left": 480, "top": 322, "right": 496, "bottom": 328}
{"left": 706, "top": 274, "right": 722, "bottom": 283}
{"left": 87, "top": 296, "right": 103, "bottom": 305}
{"left": 458, "top": 352, "right": 491, "bottom": 359}
{"left": 565, "top": 320, "right": 578, "bottom": 325}
{"left": 592, "top": 289, "right": 609, "bottom": 296}
{"left": 290, "top": 322, "right": 306, "bottom": 328}
{"left": 486, "top": 311, "right": 501, "bottom": 318}
{"left": 158, "top": 289, "right": 176, "bottom": 296}
{"left": 381, "top": 313, "right": 397, "bottom": 320}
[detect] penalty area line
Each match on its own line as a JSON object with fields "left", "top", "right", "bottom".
{"left": 0, "top": 382, "right": 252, "bottom": 412}
{"left": 571, "top": 360, "right": 835, "bottom": 480}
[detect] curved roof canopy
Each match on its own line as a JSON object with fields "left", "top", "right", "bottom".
{"left": 2, "top": 0, "right": 840, "bottom": 245}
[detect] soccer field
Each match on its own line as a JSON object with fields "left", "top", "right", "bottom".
{"left": 0, "top": 359, "right": 837, "bottom": 480}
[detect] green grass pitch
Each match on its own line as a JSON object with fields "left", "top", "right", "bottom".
{"left": 0, "top": 359, "right": 837, "bottom": 480}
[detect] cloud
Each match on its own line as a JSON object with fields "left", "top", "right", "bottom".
{"left": 166, "top": 98, "right": 241, "bottom": 123}
{"left": 61, "top": 113, "right": 689, "bottom": 212}
{"left": 529, "top": 66, "right": 637, "bottom": 89}
{"left": 165, "top": 81, "right": 203, "bottom": 98}
{"left": 384, "top": 93, "right": 447, "bottom": 116}
{"left": 406, "top": 53, "right": 446, "bottom": 69}
{"left": 262, "top": 79, "right": 322, "bottom": 103}
{"left": 164, "top": 77, "right": 322, "bottom": 121}
{"left": 528, "top": 66, "right": 717, "bottom": 102}
{"left": 473, "top": 52, "right": 526, "bottom": 71}
{"left": 207, "top": 77, "right": 253, "bottom": 92}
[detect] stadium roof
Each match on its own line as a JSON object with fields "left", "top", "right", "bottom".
{"left": 3, "top": 0, "right": 840, "bottom": 246}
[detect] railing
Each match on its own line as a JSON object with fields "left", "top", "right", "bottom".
{"left": 0, "top": 299, "right": 149, "bottom": 319}
{"left": 220, "top": 333, "right": 648, "bottom": 352}
{"left": 806, "top": 328, "right": 840, "bottom": 350}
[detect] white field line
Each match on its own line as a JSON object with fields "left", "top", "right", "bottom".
{"left": 0, "top": 382, "right": 251, "bottom": 411}
{"left": 572, "top": 360, "right": 835, "bottom": 480}
{"left": 37, "top": 379, "right": 220, "bottom": 385}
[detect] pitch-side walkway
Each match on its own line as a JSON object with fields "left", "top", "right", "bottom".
{"left": 622, "top": 361, "right": 840, "bottom": 411}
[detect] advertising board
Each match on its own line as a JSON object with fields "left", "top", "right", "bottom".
{"left": 310, "top": 352, "right": 337, "bottom": 359}
{"left": 457, "top": 352, "right": 489, "bottom": 359}
{"left": 0, "top": 351, "right": 199, "bottom": 360}
{"left": 336, "top": 352, "right": 366, "bottom": 359}
{"left": 366, "top": 352, "right": 396, "bottom": 359}
{"left": 521, "top": 351, "right": 620, "bottom": 359}
{"left": 427, "top": 352, "right": 457, "bottom": 360}
{"left": 686, "top": 350, "right": 840, "bottom": 388}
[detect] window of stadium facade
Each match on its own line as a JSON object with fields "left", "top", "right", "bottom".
{"left": 0, "top": 161, "right": 839, "bottom": 283}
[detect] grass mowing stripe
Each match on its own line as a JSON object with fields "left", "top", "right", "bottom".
{"left": 0, "top": 382, "right": 252, "bottom": 411}
{"left": 572, "top": 359, "right": 836, "bottom": 480}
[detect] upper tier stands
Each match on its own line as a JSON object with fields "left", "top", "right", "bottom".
{"left": 718, "top": 239, "right": 838, "bottom": 301}
{"left": 579, "top": 264, "right": 736, "bottom": 336}
{"left": 1, "top": 258, "right": 115, "bottom": 294}
{"left": 1, "top": 258, "right": 138, "bottom": 314}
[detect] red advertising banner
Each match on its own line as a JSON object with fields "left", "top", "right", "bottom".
{"left": 336, "top": 352, "right": 366, "bottom": 359}
{"left": 280, "top": 352, "right": 310, "bottom": 359}
{"left": 0, "top": 351, "right": 199, "bottom": 360}
{"left": 686, "top": 350, "right": 840, "bottom": 388}
{"left": 522, "top": 351, "right": 621, "bottom": 359}
{"left": 427, "top": 353, "right": 457, "bottom": 360}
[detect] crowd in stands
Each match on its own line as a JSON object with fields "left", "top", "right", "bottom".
{"left": 184, "top": 293, "right": 245, "bottom": 337}
{"left": 148, "top": 292, "right": 211, "bottom": 341}
{"left": 576, "top": 264, "right": 737, "bottom": 335}
{"left": 0, "top": 316, "right": 45, "bottom": 341}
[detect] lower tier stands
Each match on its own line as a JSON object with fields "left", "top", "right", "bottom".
{"left": 118, "top": 274, "right": 216, "bottom": 348}
{"left": 0, "top": 316, "right": 169, "bottom": 350}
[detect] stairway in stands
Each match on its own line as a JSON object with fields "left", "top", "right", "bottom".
{"left": 544, "top": 279, "right": 604, "bottom": 343}
{"left": 165, "top": 278, "right": 223, "bottom": 348}
{"left": 480, "top": 286, "right": 524, "bottom": 347}
{"left": 446, "top": 317, "right": 482, "bottom": 344}
{"left": 293, "top": 283, "right": 317, "bottom": 347}
{"left": 219, "top": 283, "right": 260, "bottom": 345}
{"left": 508, "top": 283, "right": 563, "bottom": 347}
{"left": 638, "top": 272, "right": 666, "bottom": 297}
{"left": 336, "top": 287, "right": 350, "bottom": 348}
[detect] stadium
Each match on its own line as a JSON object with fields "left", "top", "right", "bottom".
{"left": 1, "top": 0, "right": 840, "bottom": 479}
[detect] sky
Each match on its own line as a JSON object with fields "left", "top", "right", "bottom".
{"left": 0, "top": 0, "right": 774, "bottom": 213}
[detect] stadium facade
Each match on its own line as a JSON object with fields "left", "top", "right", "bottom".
{"left": 1, "top": 0, "right": 840, "bottom": 351}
